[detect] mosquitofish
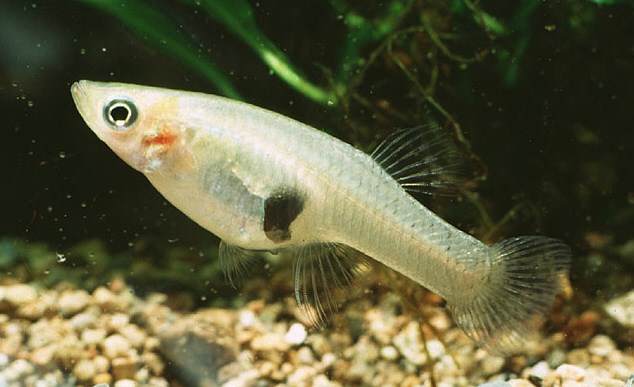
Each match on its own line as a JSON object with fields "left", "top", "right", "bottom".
{"left": 71, "top": 80, "right": 570, "bottom": 353}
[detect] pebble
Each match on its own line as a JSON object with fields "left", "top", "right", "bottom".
{"left": 2, "top": 284, "right": 38, "bottom": 305}
{"left": 297, "top": 346, "right": 315, "bottom": 364}
{"left": 588, "top": 334, "right": 617, "bottom": 358}
{"left": 73, "top": 358, "right": 97, "bottom": 381}
{"left": 482, "top": 356, "right": 506, "bottom": 376}
{"left": 102, "top": 334, "right": 132, "bottom": 359}
{"left": 556, "top": 363, "right": 586, "bottom": 381}
{"left": 252, "top": 332, "right": 291, "bottom": 352}
{"left": 380, "top": 345, "right": 399, "bottom": 361}
{"left": 392, "top": 321, "right": 426, "bottom": 365}
{"left": 119, "top": 324, "right": 147, "bottom": 349}
{"left": 81, "top": 328, "right": 108, "bottom": 345}
{"left": 284, "top": 322, "right": 308, "bottom": 345}
{"left": 111, "top": 356, "right": 138, "bottom": 380}
{"left": 57, "top": 289, "right": 90, "bottom": 316}
{"left": 113, "top": 379, "right": 137, "bottom": 387}
{"left": 605, "top": 290, "right": 634, "bottom": 328}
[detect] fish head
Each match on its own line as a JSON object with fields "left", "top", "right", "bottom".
{"left": 71, "top": 80, "right": 190, "bottom": 175}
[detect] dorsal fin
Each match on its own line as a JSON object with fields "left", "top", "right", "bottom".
{"left": 371, "top": 126, "right": 471, "bottom": 195}
{"left": 292, "top": 243, "right": 371, "bottom": 327}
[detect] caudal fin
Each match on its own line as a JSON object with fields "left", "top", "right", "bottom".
{"left": 448, "top": 236, "right": 571, "bottom": 354}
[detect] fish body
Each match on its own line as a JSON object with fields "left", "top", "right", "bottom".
{"left": 71, "top": 80, "right": 570, "bottom": 353}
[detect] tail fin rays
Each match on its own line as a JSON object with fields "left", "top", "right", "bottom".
{"left": 448, "top": 236, "right": 571, "bottom": 354}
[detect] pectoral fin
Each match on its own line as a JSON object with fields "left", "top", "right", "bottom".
{"left": 218, "top": 240, "right": 260, "bottom": 288}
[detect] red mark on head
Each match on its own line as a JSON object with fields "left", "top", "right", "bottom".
{"left": 143, "top": 126, "right": 177, "bottom": 147}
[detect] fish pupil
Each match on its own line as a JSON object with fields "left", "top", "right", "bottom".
{"left": 104, "top": 99, "right": 138, "bottom": 130}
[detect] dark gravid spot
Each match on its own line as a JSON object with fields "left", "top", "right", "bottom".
{"left": 264, "top": 188, "right": 304, "bottom": 243}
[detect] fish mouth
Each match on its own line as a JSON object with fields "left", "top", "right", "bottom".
{"left": 70, "top": 80, "right": 87, "bottom": 102}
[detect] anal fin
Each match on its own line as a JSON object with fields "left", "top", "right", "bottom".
{"left": 292, "top": 243, "right": 371, "bottom": 327}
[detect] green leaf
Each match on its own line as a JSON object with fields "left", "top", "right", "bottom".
{"left": 184, "top": 0, "right": 337, "bottom": 104}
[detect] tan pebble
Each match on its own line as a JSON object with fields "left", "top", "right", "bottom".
{"left": 141, "top": 351, "right": 165, "bottom": 375}
{"left": 380, "top": 345, "right": 399, "bottom": 361}
{"left": 588, "top": 334, "right": 616, "bottom": 358}
{"left": 119, "top": 324, "right": 146, "bottom": 348}
{"left": 93, "top": 355, "right": 110, "bottom": 373}
{"left": 16, "top": 291, "right": 56, "bottom": 320}
{"left": 111, "top": 356, "right": 138, "bottom": 380}
{"left": 73, "top": 358, "right": 96, "bottom": 381}
{"left": 143, "top": 336, "right": 160, "bottom": 352}
{"left": 108, "top": 313, "right": 131, "bottom": 331}
{"left": 113, "top": 379, "right": 137, "bottom": 387}
{"left": 321, "top": 353, "right": 337, "bottom": 367}
{"left": 251, "top": 332, "right": 290, "bottom": 352}
{"left": 134, "top": 367, "right": 150, "bottom": 383}
{"left": 401, "top": 375, "right": 421, "bottom": 387}
{"left": 147, "top": 377, "right": 170, "bottom": 387}
{"left": 508, "top": 379, "right": 536, "bottom": 387}
{"left": 69, "top": 312, "right": 98, "bottom": 330}
{"left": 93, "top": 287, "right": 125, "bottom": 311}
{"left": 566, "top": 348, "right": 591, "bottom": 366}
{"left": 57, "top": 290, "right": 90, "bottom": 316}
{"left": 306, "top": 334, "right": 331, "bottom": 356}
{"left": 481, "top": 356, "right": 505, "bottom": 376}
{"left": 556, "top": 363, "right": 586, "bottom": 381}
{"left": 312, "top": 374, "right": 339, "bottom": 387}
{"left": 392, "top": 322, "right": 426, "bottom": 365}
{"left": 3, "top": 284, "right": 38, "bottom": 305}
{"left": 103, "top": 334, "right": 132, "bottom": 359}
{"left": 611, "top": 363, "right": 633, "bottom": 380}
{"left": 280, "top": 361, "right": 294, "bottom": 375}
{"left": 297, "top": 346, "right": 315, "bottom": 364}
{"left": 30, "top": 345, "right": 56, "bottom": 366}
{"left": 287, "top": 365, "right": 317, "bottom": 384}
{"left": 259, "top": 361, "right": 276, "bottom": 377}
{"left": 93, "top": 372, "right": 113, "bottom": 384}
{"left": 81, "top": 328, "right": 107, "bottom": 345}
{"left": 595, "top": 378, "right": 626, "bottom": 387}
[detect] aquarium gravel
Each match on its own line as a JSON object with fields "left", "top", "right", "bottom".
{"left": 1, "top": 277, "right": 633, "bottom": 387}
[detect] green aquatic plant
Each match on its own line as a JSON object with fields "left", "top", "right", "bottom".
{"left": 72, "top": 0, "right": 415, "bottom": 104}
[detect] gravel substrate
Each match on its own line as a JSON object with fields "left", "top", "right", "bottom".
{"left": 1, "top": 277, "right": 634, "bottom": 387}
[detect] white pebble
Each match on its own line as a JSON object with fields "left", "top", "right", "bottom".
{"left": 530, "top": 361, "right": 551, "bottom": 379}
{"left": 69, "top": 312, "right": 98, "bottom": 330}
{"left": 481, "top": 356, "right": 505, "bottom": 376}
{"left": 81, "top": 329, "right": 107, "bottom": 346}
{"left": 238, "top": 310, "right": 256, "bottom": 327}
{"left": 284, "top": 323, "right": 307, "bottom": 345}
{"left": 321, "top": 353, "right": 337, "bottom": 367}
{"left": 102, "top": 334, "right": 131, "bottom": 359}
{"left": 72, "top": 358, "right": 96, "bottom": 381}
{"left": 119, "top": 324, "right": 147, "bottom": 349}
{"left": 556, "top": 363, "right": 586, "bottom": 381}
{"left": 57, "top": 290, "right": 90, "bottom": 316}
{"left": 114, "top": 379, "right": 137, "bottom": 387}
{"left": 380, "top": 345, "right": 399, "bottom": 361}
{"left": 588, "top": 334, "right": 616, "bottom": 358}
{"left": 296, "top": 346, "right": 315, "bottom": 364}
{"left": 426, "top": 339, "right": 446, "bottom": 359}
{"left": 3, "top": 284, "right": 38, "bottom": 305}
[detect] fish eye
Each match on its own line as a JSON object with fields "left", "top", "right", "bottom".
{"left": 103, "top": 99, "right": 138, "bottom": 130}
